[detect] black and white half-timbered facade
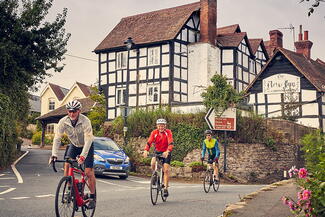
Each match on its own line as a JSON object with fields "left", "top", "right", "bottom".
{"left": 246, "top": 29, "right": 325, "bottom": 131}
{"left": 94, "top": 0, "right": 269, "bottom": 120}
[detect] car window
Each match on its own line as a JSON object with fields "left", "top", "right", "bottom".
{"left": 94, "top": 139, "right": 121, "bottom": 151}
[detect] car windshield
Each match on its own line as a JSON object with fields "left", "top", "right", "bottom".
{"left": 94, "top": 139, "right": 121, "bottom": 151}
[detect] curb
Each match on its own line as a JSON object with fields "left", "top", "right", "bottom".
{"left": 11, "top": 151, "right": 29, "bottom": 184}
{"left": 221, "top": 179, "right": 294, "bottom": 217}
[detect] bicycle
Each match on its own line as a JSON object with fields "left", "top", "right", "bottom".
{"left": 150, "top": 152, "right": 168, "bottom": 205}
{"left": 52, "top": 158, "right": 96, "bottom": 217}
{"left": 202, "top": 159, "right": 220, "bottom": 193}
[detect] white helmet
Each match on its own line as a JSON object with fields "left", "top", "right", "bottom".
{"left": 66, "top": 100, "right": 82, "bottom": 111}
{"left": 156, "top": 118, "right": 167, "bottom": 125}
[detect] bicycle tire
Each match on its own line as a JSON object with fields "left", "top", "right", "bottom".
{"left": 213, "top": 173, "right": 220, "bottom": 192}
{"left": 203, "top": 171, "right": 212, "bottom": 193}
{"left": 55, "top": 176, "right": 76, "bottom": 217}
{"left": 160, "top": 172, "right": 167, "bottom": 202}
{"left": 150, "top": 172, "right": 159, "bottom": 205}
{"left": 81, "top": 181, "right": 96, "bottom": 217}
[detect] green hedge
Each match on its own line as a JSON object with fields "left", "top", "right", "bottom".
{"left": 0, "top": 94, "right": 18, "bottom": 168}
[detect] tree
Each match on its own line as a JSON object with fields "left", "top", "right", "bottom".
{"left": 299, "top": 0, "right": 324, "bottom": 16}
{"left": 87, "top": 86, "right": 106, "bottom": 136}
{"left": 201, "top": 74, "right": 244, "bottom": 114}
{"left": 0, "top": 0, "right": 70, "bottom": 166}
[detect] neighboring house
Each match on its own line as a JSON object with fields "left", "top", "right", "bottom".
{"left": 246, "top": 27, "right": 325, "bottom": 131}
{"left": 28, "top": 94, "right": 41, "bottom": 113}
{"left": 40, "top": 82, "right": 91, "bottom": 134}
{"left": 94, "top": 0, "right": 269, "bottom": 120}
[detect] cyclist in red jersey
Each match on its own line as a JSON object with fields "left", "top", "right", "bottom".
{"left": 143, "top": 118, "right": 174, "bottom": 197}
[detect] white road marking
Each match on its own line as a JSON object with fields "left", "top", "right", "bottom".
{"left": 127, "top": 178, "right": 150, "bottom": 184}
{"left": 0, "top": 186, "right": 9, "bottom": 188}
{"left": 0, "top": 188, "right": 16, "bottom": 195}
{"left": 11, "top": 151, "right": 29, "bottom": 184}
{"left": 11, "top": 197, "right": 30, "bottom": 200}
{"left": 0, "top": 198, "right": 3, "bottom": 200}
{"left": 0, "top": 174, "right": 5, "bottom": 177}
{"left": 97, "top": 179, "right": 133, "bottom": 189}
{"left": 35, "top": 194, "right": 54, "bottom": 198}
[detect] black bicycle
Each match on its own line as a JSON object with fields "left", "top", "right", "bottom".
{"left": 202, "top": 159, "right": 220, "bottom": 193}
{"left": 150, "top": 152, "right": 167, "bottom": 205}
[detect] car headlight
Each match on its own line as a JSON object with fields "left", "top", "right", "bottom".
{"left": 94, "top": 154, "right": 105, "bottom": 162}
{"left": 124, "top": 157, "right": 130, "bottom": 163}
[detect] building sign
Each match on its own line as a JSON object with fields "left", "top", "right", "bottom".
{"left": 205, "top": 107, "right": 236, "bottom": 131}
{"left": 263, "top": 74, "right": 300, "bottom": 94}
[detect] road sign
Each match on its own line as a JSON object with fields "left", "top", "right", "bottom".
{"left": 205, "top": 107, "right": 236, "bottom": 131}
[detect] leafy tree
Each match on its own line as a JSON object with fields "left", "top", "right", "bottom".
{"left": 87, "top": 86, "right": 106, "bottom": 136}
{"left": 0, "top": 0, "right": 70, "bottom": 166}
{"left": 299, "top": 0, "right": 324, "bottom": 16}
{"left": 201, "top": 74, "right": 244, "bottom": 115}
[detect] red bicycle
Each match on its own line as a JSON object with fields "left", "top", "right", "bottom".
{"left": 52, "top": 159, "right": 96, "bottom": 217}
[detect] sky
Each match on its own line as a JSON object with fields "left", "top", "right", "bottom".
{"left": 32, "top": 0, "right": 325, "bottom": 95}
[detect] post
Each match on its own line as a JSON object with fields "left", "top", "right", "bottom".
{"left": 41, "top": 121, "right": 47, "bottom": 147}
{"left": 223, "top": 130, "right": 227, "bottom": 173}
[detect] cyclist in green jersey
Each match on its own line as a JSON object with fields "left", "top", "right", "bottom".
{"left": 201, "top": 130, "right": 220, "bottom": 180}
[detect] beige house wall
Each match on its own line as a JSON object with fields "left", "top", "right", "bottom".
{"left": 40, "top": 88, "right": 60, "bottom": 115}
{"left": 60, "top": 86, "right": 86, "bottom": 106}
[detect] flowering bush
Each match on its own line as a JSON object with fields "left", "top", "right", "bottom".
{"left": 282, "top": 166, "right": 325, "bottom": 217}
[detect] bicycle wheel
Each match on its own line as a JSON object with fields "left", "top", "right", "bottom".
{"left": 213, "top": 173, "right": 220, "bottom": 192}
{"left": 81, "top": 181, "right": 96, "bottom": 217}
{"left": 203, "top": 171, "right": 212, "bottom": 193}
{"left": 160, "top": 172, "right": 167, "bottom": 202}
{"left": 55, "top": 176, "right": 76, "bottom": 217}
{"left": 150, "top": 172, "right": 159, "bottom": 205}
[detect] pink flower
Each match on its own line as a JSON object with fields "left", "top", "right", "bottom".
{"left": 298, "top": 191, "right": 303, "bottom": 200}
{"left": 288, "top": 201, "right": 296, "bottom": 210}
{"left": 298, "top": 168, "right": 308, "bottom": 179}
{"left": 302, "top": 189, "right": 311, "bottom": 200}
{"left": 281, "top": 196, "right": 289, "bottom": 205}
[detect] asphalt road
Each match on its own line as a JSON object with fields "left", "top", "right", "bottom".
{"left": 0, "top": 148, "right": 264, "bottom": 217}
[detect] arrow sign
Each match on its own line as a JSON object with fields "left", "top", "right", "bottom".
{"left": 205, "top": 107, "right": 237, "bottom": 131}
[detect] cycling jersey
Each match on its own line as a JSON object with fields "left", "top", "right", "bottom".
{"left": 52, "top": 114, "right": 94, "bottom": 158}
{"left": 145, "top": 129, "right": 173, "bottom": 152}
{"left": 201, "top": 138, "right": 220, "bottom": 160}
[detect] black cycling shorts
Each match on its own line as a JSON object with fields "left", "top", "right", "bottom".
{"left": 65, "top": 143, "right": 94, "bottom": 168}
{"left": 208, "top": 154, "right": 219, "bottom": 164}
{"left": 156, "top": 151, "right": 172, "bottom": 165}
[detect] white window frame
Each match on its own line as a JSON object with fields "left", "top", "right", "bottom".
{"left": 147, "top": 84, "right": 160, "bottom": 104}
{"left": 48, "top": 98, "right": 55, "bottom": 111}
{"left": 116, "top": 51, "right": 127, "bottom": 69}
{"left": 148, "top": 47, "right": 160, "bottom": 66}
{"left": 116, "top": 88, "right": 126, "bottom": 106}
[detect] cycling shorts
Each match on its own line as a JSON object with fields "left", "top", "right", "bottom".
{"left": 155, "top": 151, "right": 172, "bottom": 165}
{"left": 208, "top": 154, "right": 218, "bottom": 164}
{"left": 65, "top": 143, "right": 94, "bottom": 168}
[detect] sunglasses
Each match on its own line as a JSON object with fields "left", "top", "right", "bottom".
{"left": 68, "top": 110, "right": 78, "bottom": 113}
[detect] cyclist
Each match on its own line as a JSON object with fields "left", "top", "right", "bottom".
{"left": 201, "top": 130, "right": 220, "bottom": 181}
{"left": 143, "top": 118, "right": 174, "bottom": 197}
{"left": 49, "top": 99, "right": 96, "bottom": 209}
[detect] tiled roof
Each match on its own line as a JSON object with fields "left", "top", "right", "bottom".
{"left": 76, "top": 82, "right": 91, "bottom": 97}
{"left": 94, "top": 2, "right": 200, "bottom": 52}
{"left": 246, "top": 48, "right": 325, "bottom": 92}
{"left": 217, "top": 24, "right": 241, "bottom": 35}
{"left": 248, "top": 39, "right": 263, "bottom": 54}
{"left": 217, "top": 32, "right": 247, "bottom": 47}
{"left": 49, "top": 83, "right": 68, "bottom": 101}
{"left": 316, "top": 58, "right": 325, "bottom": 66}
{"left": 36, "top": 98, "right": 95, "bottom": 122}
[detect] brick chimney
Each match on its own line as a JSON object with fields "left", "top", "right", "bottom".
{"left": 269, "top": 30, "right": 283, "bottom": 49}
{"left": 200, "top": 0, "right": 216, "bottom": 45}
{"left": 294, "top": 25, "right": 313, "bottom": 59}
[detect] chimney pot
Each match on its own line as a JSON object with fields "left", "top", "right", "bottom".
{"left": 200, "top": 0, "right": 217, "bottom": 45}
{"left": 298, "top": 25, "right": 303, "bottom": 41}
{"left": 304, "top": 31, "right": 309, "bottom": 41}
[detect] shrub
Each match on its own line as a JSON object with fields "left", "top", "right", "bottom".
{"left": 32, "top": 131, "right": 42, "bottom": 145}
{"left": 189, "top": 161, "right": 206, "bottom": 172}
{"left": 139, "top": 158, "right": 151, "bottom": 166}
{"left": 170, "top": 160, "right": 185, "bottom": 167}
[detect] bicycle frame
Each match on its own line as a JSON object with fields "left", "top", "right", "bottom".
{"left": 154, "top": 156, "right": 164, "bottom": 189}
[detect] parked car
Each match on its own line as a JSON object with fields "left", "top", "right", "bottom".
{"left": 93, "top": 137, "right": 130, "bottom": 179}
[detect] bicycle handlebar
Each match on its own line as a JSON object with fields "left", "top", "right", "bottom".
{"left": 51, "top": 159, "right": 83, "bottom": 173}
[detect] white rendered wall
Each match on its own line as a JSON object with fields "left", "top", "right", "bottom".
{"left": 187, "top": 43, "right": 219, "bottom": 102}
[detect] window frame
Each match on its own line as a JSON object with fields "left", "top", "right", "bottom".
{"left": 146, "top": 84, "right": 160, "bottom": 104}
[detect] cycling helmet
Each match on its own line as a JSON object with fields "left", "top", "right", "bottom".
{"left": 204, "top": 130, "right": 213, "bottom": 135}
{"left": 66, "top": 100, "right": 82, "bottom": 111}
{"left": 156, "top": 118, "right": 167, "bottom": 125}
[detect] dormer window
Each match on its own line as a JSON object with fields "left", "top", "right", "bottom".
{"left": 49, "top": 98, "right": 55, "bottom": 111}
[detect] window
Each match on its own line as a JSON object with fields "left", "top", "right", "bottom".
{"left": 48, "top": 98, "right": 55, "bottom": 111}
{"left": 116, "top": 88, "right": 126, "bottom": 105}
{"left": 117, "top": 52, "right": 127, "bottom": 69}
{"left": 46, "top": 124, "right": 54, "bottom": 134}
{"left": 147, "top": 84, "right": 160, "bottom": 104}
{"left": 148, "top": 47, "right": 160, "bottom": 66}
